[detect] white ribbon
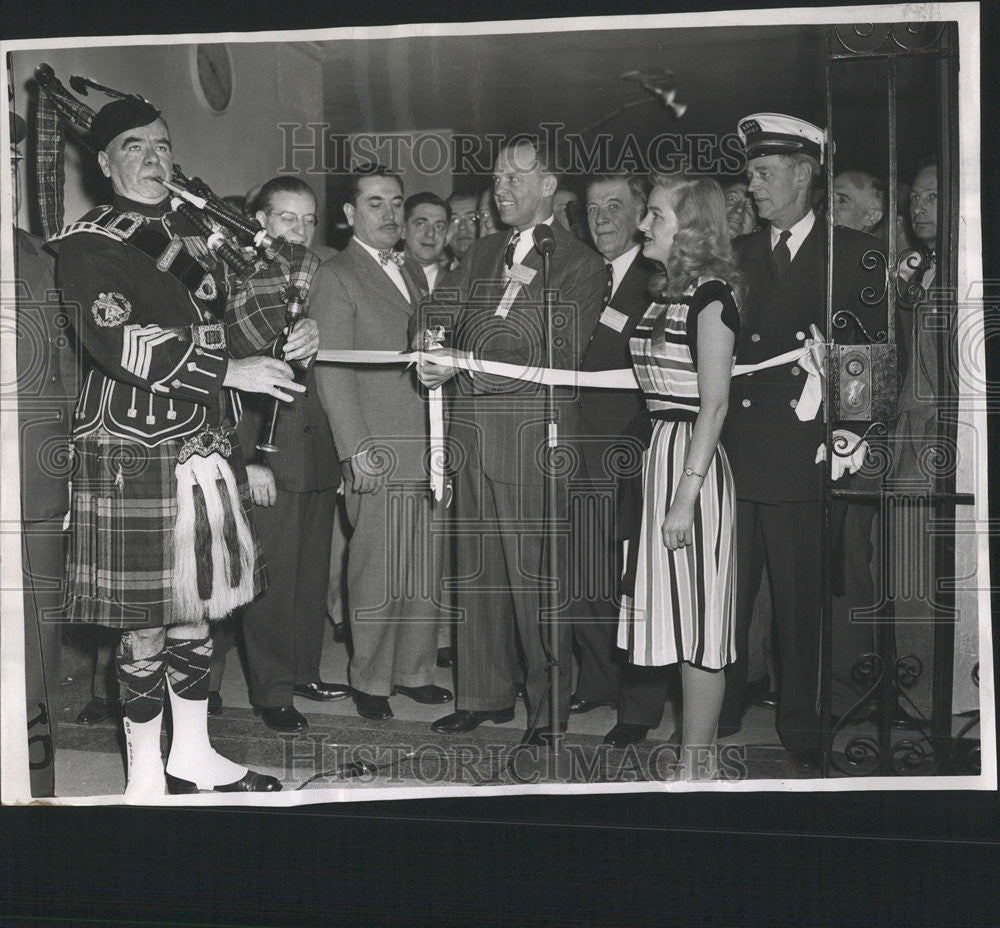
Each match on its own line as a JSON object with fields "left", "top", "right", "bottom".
{"left": 314, "top": 338, "right": 827, "bottom": 498}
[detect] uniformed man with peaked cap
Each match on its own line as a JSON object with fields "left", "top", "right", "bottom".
{"left": 716, "top": 112, "right": 885, "bottom": 773}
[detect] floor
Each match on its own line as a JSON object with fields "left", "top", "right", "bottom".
{"left": 47, "top": 617, "right": 974, "bottom": 799}
{"left": 48, "top": 618, "right": 816, "bottom": 798}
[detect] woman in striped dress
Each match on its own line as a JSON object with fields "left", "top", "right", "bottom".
{"left": 618, "top": 175, "right": 744, "bottom": 780}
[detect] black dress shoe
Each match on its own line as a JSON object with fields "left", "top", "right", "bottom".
{"left": 603, "top": 722, "right": 650, "bottom": 748}
{"left": 354, "top": 691, "right": 393, "bottom": 720}
{"left": 431, "top": 708, "right": 515, "bottom": 734}
{"left": 521, "top": 725, "right": 567, "bottom": 747}
{"left": 75, "top": 697, "right": 119, "bottom": 726}
{"left": 392, "top": 684, "right": 453, "bottom": 704}
{"left": 165, "top": 770, "right": 282, "bottom": 794}
{"left": 207, "top": 691, "right": 223, "bottom": 717}
{"left": 256, "top": 706, "right": 308, "bottom": 733}
{"left": 788, "top": 750, "right": 821, "bottom": 773}
{"left": 293, "top": 681, "right": 352, "bottom": 702}
{"left": 436, "top": 647, "right": 454, "bottom": 668}
{"left": 753, "top": 691, "right": 779, "bottom": 710}
{"left": 569, "top": 694, "right": 613, "bottom": 714}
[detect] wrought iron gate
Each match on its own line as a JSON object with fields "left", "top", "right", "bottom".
{"left": 818, "top": 20, "right": 977, "bottom": 777}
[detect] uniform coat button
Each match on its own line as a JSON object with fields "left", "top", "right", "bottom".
{"left": 742, "top": 398, "right": 751, "bottom": 408}
{"left": 789, "top": 398, "right": 798, "bottom": 408}
{"left": 751, "top": 333, "right": 761, "bottom": 342}
{"left": 791, "top": 366, "right": 800, "bottom": 376}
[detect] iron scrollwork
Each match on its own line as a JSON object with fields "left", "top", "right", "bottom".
{"left": 832, "top": 22, "right": 948, "bottom": 55}
{"left": 831, "top": 421, "right": 887, "bottom": 458}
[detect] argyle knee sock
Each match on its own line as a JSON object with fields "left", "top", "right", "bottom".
{"left": 116, "top": 652, "right": 167, "bottom": 799}
{"left": 164, "top": 637, "right": 245, "bottom": 787}
{"left": 117, "top": 651, "right": 166, "bottom": 723}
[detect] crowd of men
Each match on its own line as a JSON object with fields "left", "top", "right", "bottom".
{"left": 11, "top": 92, "right": 944, "bottom": 794}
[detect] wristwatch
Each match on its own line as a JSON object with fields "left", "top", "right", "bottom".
{"left": 684, "top": 467, "right": 704, "bottom": 478}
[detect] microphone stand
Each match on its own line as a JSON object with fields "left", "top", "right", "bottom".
{"left": 536, "top": 229, "right": 562, "bottom": 757}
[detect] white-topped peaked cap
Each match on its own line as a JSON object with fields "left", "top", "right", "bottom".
{"left": 737, "top": 113, "right": 832, "bottom": 164}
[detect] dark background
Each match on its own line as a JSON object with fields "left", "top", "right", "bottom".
{"left": 2, "top": 0, "right": 998, "bottom": 925}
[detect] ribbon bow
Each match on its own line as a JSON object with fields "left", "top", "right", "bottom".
{"left": 794, "top": 323, "right": 827, "bottom": 422}
{"left": 378, "top": 248, "right": 405, "bottom": 268}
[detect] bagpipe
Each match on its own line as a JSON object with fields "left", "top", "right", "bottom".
{"left": 33, "top": 63, "right": 318, "bottom": 455}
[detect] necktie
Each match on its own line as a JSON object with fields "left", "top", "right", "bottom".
{"left": 504, "top": 231, "right": 520, "bottom": 269}
{"left": 602, "top": 262, "right": 614, "bottom": 307}
{"left": 772, "top": 230, "right": 792, "bottom": 276}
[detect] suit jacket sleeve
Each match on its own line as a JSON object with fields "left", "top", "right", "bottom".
{"left": 309, "top": 260, "right": 371, "bottom": 461}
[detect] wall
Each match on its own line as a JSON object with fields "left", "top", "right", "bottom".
{"left": 10, "top": 41, "right": 326, "bottom": 241}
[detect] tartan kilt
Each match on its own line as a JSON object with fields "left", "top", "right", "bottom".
{"left": 64, "top": 427, "right": 266, "bottom": 629}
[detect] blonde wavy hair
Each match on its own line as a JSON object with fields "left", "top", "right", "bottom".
{"left": 650, "top": 173, "right": 746, "bottom": 309}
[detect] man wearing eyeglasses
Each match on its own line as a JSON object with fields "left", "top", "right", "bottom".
{"left": 228, "top": 176, "right": 349, "bottom": 734}
{"left": 252, "top": 177, "right": 320, "bottom": 248}
{"left": 444, "top": 191, "right": 479, "bottom": 268}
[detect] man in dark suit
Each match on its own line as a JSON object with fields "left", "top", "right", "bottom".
{"left": 418, "top": 136, "right": 605, "bottom": 744}
{"left": 562, "top": 173, "right": 661, "bottom": 747}
{"left": 229, "top": 177, "right": 350, "bottom": 734}
{"left": 717, "top": 114, "right": 885, "bottom": 772}
{"left": 311, "top": 165, "right": 452, "bottom": 722}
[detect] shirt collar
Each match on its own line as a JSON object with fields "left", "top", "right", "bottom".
{"left": 770, "top": 210, "right": 816, "bottom": 261}
{"left": 606, "top": 243, "right": 641, "bottom": 295}
{"left": 354, "top": 236, "right": 400, "bottom": 266}
{"left": 771, "top": 210, "right": 815, "bottom": 246}
{"left": 509, "top": 215, "right": 556, "bottom": 264}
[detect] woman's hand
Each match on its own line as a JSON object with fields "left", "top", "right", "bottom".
{"left": 661, "top": 500, "right": 695, "bottom": 551}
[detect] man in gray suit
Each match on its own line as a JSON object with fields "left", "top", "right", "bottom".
{"left": 418, "top": 137, "right": 605, "bottom": 745}
{"left": 311, "top": 165, "right": 452, "bottom": 721}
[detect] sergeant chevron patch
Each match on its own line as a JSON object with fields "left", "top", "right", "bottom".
{"left": 121, "top": 324, "right": 180, "bottom": 380}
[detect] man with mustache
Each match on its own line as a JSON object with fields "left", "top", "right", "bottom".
{"left": 310, "top": 164, "right": 451, "bottom": 722}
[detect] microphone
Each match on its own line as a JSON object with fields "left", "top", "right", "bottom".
{"left": 533, "top": 224, "right": 556, "bottom": 256}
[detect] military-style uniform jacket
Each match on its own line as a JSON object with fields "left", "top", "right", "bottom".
{"left": 53, "top": 194, "right": 231, "bottom": 447}
{"left": 722, "top": 220, "right": 886, "bottom": 503}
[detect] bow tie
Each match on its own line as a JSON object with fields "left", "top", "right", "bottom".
{"left": 378, "top": 248, "right": 405, "bottom": 268}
